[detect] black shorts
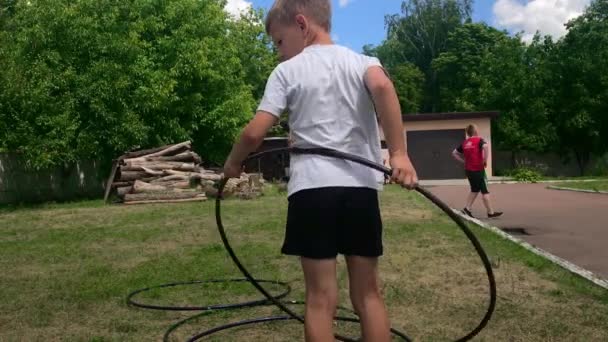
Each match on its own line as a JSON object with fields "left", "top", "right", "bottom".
{"left": 282, "top": 187, "right": 383, "bottom": 259}
{"left": 466, "top": 170, "right": 489, "bottom": 194}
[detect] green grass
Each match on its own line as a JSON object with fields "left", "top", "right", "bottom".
{"left": 1, "top": 185, "right": 607, "bottom": 341}
{"left": 553, "top": 180, "right": 608, "bottom": 192}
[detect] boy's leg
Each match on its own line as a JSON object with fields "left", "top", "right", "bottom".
{"left": 301, "top": 257, "right": 338, "bottom": 342}
{"left": 465, "top": 192, "right": 478, "bottom": 210}
{"left": 336, "top": 187, "right": 387, "bottom": 340}
{"left": 465, "top": 171, "right": 481, "bottom": 213}
{"left": 481, "top": 193, "right": 495, "bottom": 214}
{"left": 479, "top": 177, "right": 502, "bottom": 217}
{"left": 346, "top": 256, "right": 391, "bottom": 342}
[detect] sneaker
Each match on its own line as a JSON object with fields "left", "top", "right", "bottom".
{"left": 488, "top": 212, "right": 503, "bottom": 218}
{"left": 462, "top": 208, "right": 474, "bottom": 218}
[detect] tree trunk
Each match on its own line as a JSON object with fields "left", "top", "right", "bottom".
{"left": 511, "top": 151, "right": 517, "bottom": 169}
{"left": 574, "top": 150, "right": 590, "bottom": 176}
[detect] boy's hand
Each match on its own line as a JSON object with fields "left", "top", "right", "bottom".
{"left": 223, "top": 160, "right": 243, "bottom": 179}
{"left": 222, "top": 111, "right": 278, "bottom": 179}
{"left": 390, "top": 154, "right": 418, "bottom": 190}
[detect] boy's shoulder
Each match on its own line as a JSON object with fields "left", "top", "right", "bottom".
{"left": 276, "top": 44, "right": 379, "bottom": 72}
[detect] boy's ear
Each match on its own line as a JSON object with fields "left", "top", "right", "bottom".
{"left": 295, "top": 14, "right": 307, "bottom": 31}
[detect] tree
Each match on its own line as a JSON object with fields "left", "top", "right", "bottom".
{"left": 367, "top": 0, "right": 473, "bottom": 112}
{"left": 547, "top": 0, "right": 608, "bottom": 174}
{"left": 432, "top": 24, "right": 557, "bottom": 161}
{"left": 227, "top": 7, "right": 277, "bottom": 101}
{"left": 388, "top": 63, "right": 425, "bottom": 113}
{"left": 0, "top": 0, "right": 274, "bottom": 169}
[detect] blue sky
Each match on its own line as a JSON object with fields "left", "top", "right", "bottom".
{"left": 241, "top": 0, "right": 494, "bottom": 51}
{"left": 225, "top": 0, "right": 591, "bottom": 51}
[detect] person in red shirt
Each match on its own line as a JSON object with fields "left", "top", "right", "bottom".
{"left": 452, "top": 124, "right": 503, "bottom": 218}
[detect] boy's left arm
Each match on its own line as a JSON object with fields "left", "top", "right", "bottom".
{"left": 482, "top": 141, "right": 490, "bottom": 167}
{"left": 223, "top": 111, "right": 278, "bottom": 178}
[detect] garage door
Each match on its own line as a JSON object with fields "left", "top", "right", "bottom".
{"left": 407, "top": 129, "right": 465, "bottom": 180}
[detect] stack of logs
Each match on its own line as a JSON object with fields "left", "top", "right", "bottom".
{"left": 104, "top": 141, "right": 263, "bottom": 205}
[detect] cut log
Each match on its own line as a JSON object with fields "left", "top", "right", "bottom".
{"left": 173, "top": 188, "right": 200, "bottom": 193}
{"left": 123, "top": 197, "right": 207, "bottom": 205}
{"left": 111, "top": 181, "right": 133, "bottom": 188}
{"left": 141, "top": 167, "right": 164, "bottom": 176}
{"left": 145, "top": 141, "right": 192, "bottom": 158}
{"left": 150, "top": 175, "right": 189, "bottom": 183}
{"left": 120, "top": 143, "right": 174, "bottom": 160}
{"left": 248, "top": 173, "right": 263, "bottom": 188}
{"left": 147, "top": 180, "right": 192, "bottom": 189}
{"left": 124, "top": 191, "right": 202, "bottom": 202}
{"left": 163, "top": 169, "right": 193, "bottom": 176}
{"left": 117, "top": 186, "right": 132, "bottom": 197}
{"left": 197, "top": 173, "right": 222, "bottom": 181}
{"left": 122, "top": 161, "right": 197, "bottom": 172}
{"left": 169, "top": 181, "right": 191, "bottom": 189}
{"left": 118, "top": 171, "right": 148, "bottom": 181}
{"left": 123, "top": 152, "right": 202, "bottom": 164}
{"left": 132, "top": 180, "right": 167, "bottom": 193}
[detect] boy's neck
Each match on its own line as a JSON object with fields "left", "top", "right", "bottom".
{"left": 305, "top": 29, "right": 334, "bottom": 47}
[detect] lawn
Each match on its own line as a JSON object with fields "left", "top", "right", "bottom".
{"left": 1, "top": 185, "right": 607, "bottom": 341}
{"left": 553, "top": 180, "right": 608, "bottom": 192}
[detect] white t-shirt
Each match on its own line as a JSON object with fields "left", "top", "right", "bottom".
{"left": 258, "top": 44, "right": 384, "bottom": 196}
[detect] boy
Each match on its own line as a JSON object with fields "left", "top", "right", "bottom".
{"left": 452, "top": 124, "right": 503, "bottom": 219}
{"left": 223, "top": 1, "right": 418, "bottom": 341}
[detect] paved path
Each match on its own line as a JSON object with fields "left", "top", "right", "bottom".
{"left": 427, "top": 183, "right": 608, "bottom": 280}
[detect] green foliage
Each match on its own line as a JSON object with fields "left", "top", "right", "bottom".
{"left": 509, "top": 168, "right": 542, "bottom": 183}
{"left": 590, "top": 154, "right": 608, "bottom": 177}
{"left": 389, "top": 63, "right": 425, "bottom": 113}
{"left": 433, "top": 24, "right": 557, "bottom": 154}
{"left": 0, "top": 0, "right": 274, "bottom": 168}
{"left": 546, "top": 0, "right": 608, "bottom": 175}
{"left": 369, "top": 0, "right": 607, "bottom": 176}
{"left": 368, "top": 0, "right": 473, "bottom": 112}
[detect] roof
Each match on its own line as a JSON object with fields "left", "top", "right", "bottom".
{"left": 402, "top": 111, "right": 499, "bottom": 122}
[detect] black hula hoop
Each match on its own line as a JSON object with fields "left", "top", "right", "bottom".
{"left": 128, "top": 147, "right": 496, "bottom": 342}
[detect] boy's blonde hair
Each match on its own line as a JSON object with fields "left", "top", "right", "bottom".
{"left": 466, "top": 124, "right": 478, "bottom": 137}
{"left": 265, "top": 0, "right": 332, "bottom": 34}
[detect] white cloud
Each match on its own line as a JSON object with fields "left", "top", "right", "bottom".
{"left": 224, "top": 0, "right": 253, "bottom": 18}
{"left": 493, "top": 0, "right": 591, "bottom": 42}
{"left": 339, "top": 0, "right": 354, "bottom": 8}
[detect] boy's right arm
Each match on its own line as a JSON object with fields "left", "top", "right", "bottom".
{"left": 365, "top": 66, "right": 418, "bottom": 189}
{"left": 452, "top": 149, "right": 465, "bottom": 164}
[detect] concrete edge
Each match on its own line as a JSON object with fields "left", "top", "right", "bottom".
{"left": 547, "top": 185, "right": 608, "bottom": 195}
{"left": 452, "top": 209, "right": 608, "bottom": 290}
{"left": 489, "top": 179, "right": 606, "bottom": 185}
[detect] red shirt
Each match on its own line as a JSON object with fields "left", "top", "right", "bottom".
{"left": 457, "top": 136, "right": 486, "bottom": 171}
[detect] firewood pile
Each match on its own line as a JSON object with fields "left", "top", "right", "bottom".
{"left": 103, "top": 141, "right": 264, "bottom": 204}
